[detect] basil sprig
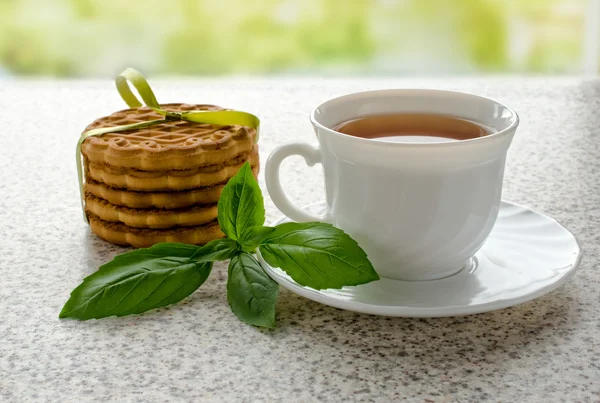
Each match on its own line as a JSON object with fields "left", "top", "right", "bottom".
{"left": 60, "top": 163, "right": 379, "bottom": 327}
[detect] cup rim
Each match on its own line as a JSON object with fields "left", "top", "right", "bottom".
{"left": 309, "top": 89, "right": 520, "bottom": 147}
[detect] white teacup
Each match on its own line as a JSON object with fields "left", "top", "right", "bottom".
{"left": 265, "top": 89, "right": 519, "bottom": 281}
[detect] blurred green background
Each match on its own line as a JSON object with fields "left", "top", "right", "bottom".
{"left": 0, "top": 0, "right": 592, "bottom": 77}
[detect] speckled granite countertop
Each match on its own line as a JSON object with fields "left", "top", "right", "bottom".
{"left": 0, "top": 77, "right": 598, "bottom": 402}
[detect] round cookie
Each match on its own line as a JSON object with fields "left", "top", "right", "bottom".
{"left": 84, "top": 164, "right": 260, "bottom": 209}
{"left": 85, "top": 193, "right": 218, "bottom": 229}
{"left": 85, "top": 145, "right": 259, "bottom": 191}
{"left": 81, "top": 103, "right": 257, "bottom": 171}
{"left": 87, "top": 214, "right": 225, "bottom": 248}
{"left": 85, "top": 180, "right": 223, "bottom": 209}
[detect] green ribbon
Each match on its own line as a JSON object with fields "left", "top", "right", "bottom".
{"left": 76, "top": 67, "right": 260, "bottom": 223}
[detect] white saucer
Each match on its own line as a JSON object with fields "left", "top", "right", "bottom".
{"left": 257, "top": 201, "right": 582, "bottom": 317}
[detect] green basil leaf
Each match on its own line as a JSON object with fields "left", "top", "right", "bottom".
{"left": 258, "top": 222, "right": 379, "bottom": 290}
{"left": 197, "top": 238, "right": 240, "bottom": 261}
{"left": 59, "top": 243, "right": 217, "bottom": 320}
{"left": 238, "top": 226, "right": 277, "bottom": 253}
{"left": 217, "top": 162, "right": 265, "bottom": 241}
{"left": 227, "top": 252, "right": 278, "bottom": 328}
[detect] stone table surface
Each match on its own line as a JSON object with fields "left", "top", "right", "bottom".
{"left": 0, "top": 77, "right": 598, "bottom": 402}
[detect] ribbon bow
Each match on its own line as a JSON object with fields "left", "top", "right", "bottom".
{"left": 76, "top": 68, "right": 260, "bottom": 223}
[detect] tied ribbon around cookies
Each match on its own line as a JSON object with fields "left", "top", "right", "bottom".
{"left": 76, "top": 68, "right": 261, "bottom": 223}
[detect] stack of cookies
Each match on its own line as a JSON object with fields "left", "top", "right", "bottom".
{"left": 81, "top": 103, "right": 259, "bottom": 248}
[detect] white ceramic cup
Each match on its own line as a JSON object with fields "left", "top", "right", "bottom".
{"left": 265, "top": 89, "right": 519, "bottom": 281}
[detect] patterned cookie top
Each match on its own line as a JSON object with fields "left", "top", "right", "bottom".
{"left": 81, "top": 103, "right": 257, "bottom": 171}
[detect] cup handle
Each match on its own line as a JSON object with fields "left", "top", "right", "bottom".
{"left": 265, "top": 142, "right": 328, "bottom": 222}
